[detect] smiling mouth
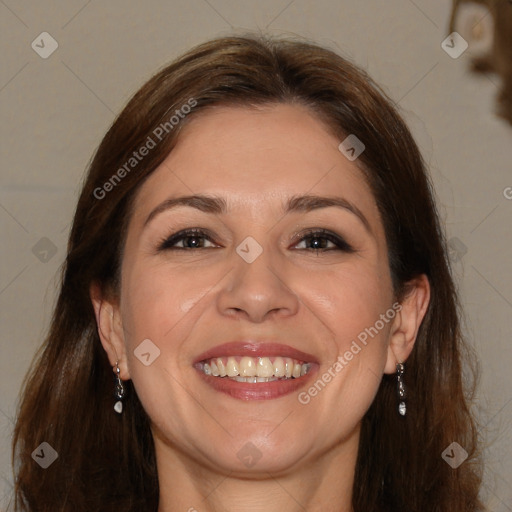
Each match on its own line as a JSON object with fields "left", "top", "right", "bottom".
{"left": 197, "top": 356, "right": 312, "bottom": 382}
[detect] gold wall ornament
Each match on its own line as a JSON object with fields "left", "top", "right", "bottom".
{"left": 449, "top": 0, "right": 512, "bottom": 126}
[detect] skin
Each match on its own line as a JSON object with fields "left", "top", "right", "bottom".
{"left": 91, "top": 104, "right": 430, "bottom": 512}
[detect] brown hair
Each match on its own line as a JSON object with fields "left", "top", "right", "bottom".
{"left": 11, "top": 34, "right": 484, "bottom": 511}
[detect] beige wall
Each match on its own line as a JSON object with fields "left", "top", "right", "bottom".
{"left": 1, "top": 1, "right": 511, "bottom": 509}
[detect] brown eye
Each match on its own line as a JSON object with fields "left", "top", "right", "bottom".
{"left": 158, "top": 229, "right": 217, "bottom": 250}
{"left": 293, "top": 229, "right": 355, "bottom": 253}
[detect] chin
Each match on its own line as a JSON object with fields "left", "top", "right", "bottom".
{"left": 202, "top": 427, "right": 316, "bottom": 476}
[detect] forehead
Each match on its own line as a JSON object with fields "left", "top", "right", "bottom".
{"left": 131, "top": 103, "right": 380, "bottom": 227}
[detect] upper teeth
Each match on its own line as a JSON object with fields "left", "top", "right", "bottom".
{"left": 201, "top": 356, "right": 310, "bottom": 379}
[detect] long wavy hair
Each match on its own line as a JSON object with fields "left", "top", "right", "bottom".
{"left": 11, "top": 34, "right": 484, "bottom": 511}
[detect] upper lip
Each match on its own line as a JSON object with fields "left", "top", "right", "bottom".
{"left": 193, "top": 341, "right": 319, "bottom": 364}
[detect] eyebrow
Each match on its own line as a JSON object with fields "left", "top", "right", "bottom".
{"left": 143, "top": 194, "right": 372, "bottom": 233}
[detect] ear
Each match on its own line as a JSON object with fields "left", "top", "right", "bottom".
{"left": 383, "top": 274, "right": 430, "bottom": 374}
{"left": 90, "top": 280, "right": 131, "bottom": 380}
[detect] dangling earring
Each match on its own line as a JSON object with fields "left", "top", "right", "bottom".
{"left": 113, "top": 362, "right": 124, "bottom": 414}
{"left": 396, "top": 362, "right": 406, "bottom": 416}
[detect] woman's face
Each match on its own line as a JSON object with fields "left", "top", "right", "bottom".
{"left": 116, "top": 103, "right": 398, "bottom": 474}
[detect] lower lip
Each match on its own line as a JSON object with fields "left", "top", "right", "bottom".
{"left": 196, "top": 367, "right": 317, "bottom": 401}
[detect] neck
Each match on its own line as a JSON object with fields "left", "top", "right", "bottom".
{"left": 155, "top": 429, "right": 358, "bottom": 512}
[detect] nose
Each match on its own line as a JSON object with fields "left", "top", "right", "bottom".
{"left": 216, "top": 244, "right": 300, "bottom": 323}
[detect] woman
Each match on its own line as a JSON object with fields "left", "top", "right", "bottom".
{"left": 11, "top": 34, "right": 484, "bottom": 511}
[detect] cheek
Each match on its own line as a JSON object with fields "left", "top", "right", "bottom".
{"left": 302, "top": 262, "right": 393, "bottom": 344}
{"left": 120, "top": 258, "right": 208, "bottom": 339}
{"left": 119, "top": 257, "right": 223, "bottom": 395}
{"left": 118, "top": 262, "right": 215, "bottom": 432}
{"left": 296, "top": 265, "right": 393, "bottom": 408}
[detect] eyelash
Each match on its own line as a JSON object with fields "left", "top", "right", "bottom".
{"left": 157, "top": 228, "right": 355, "bottom": 253}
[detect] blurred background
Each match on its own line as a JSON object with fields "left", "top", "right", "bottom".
{"left": 0, "top": 1, "right": 511, "bottom": 510}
